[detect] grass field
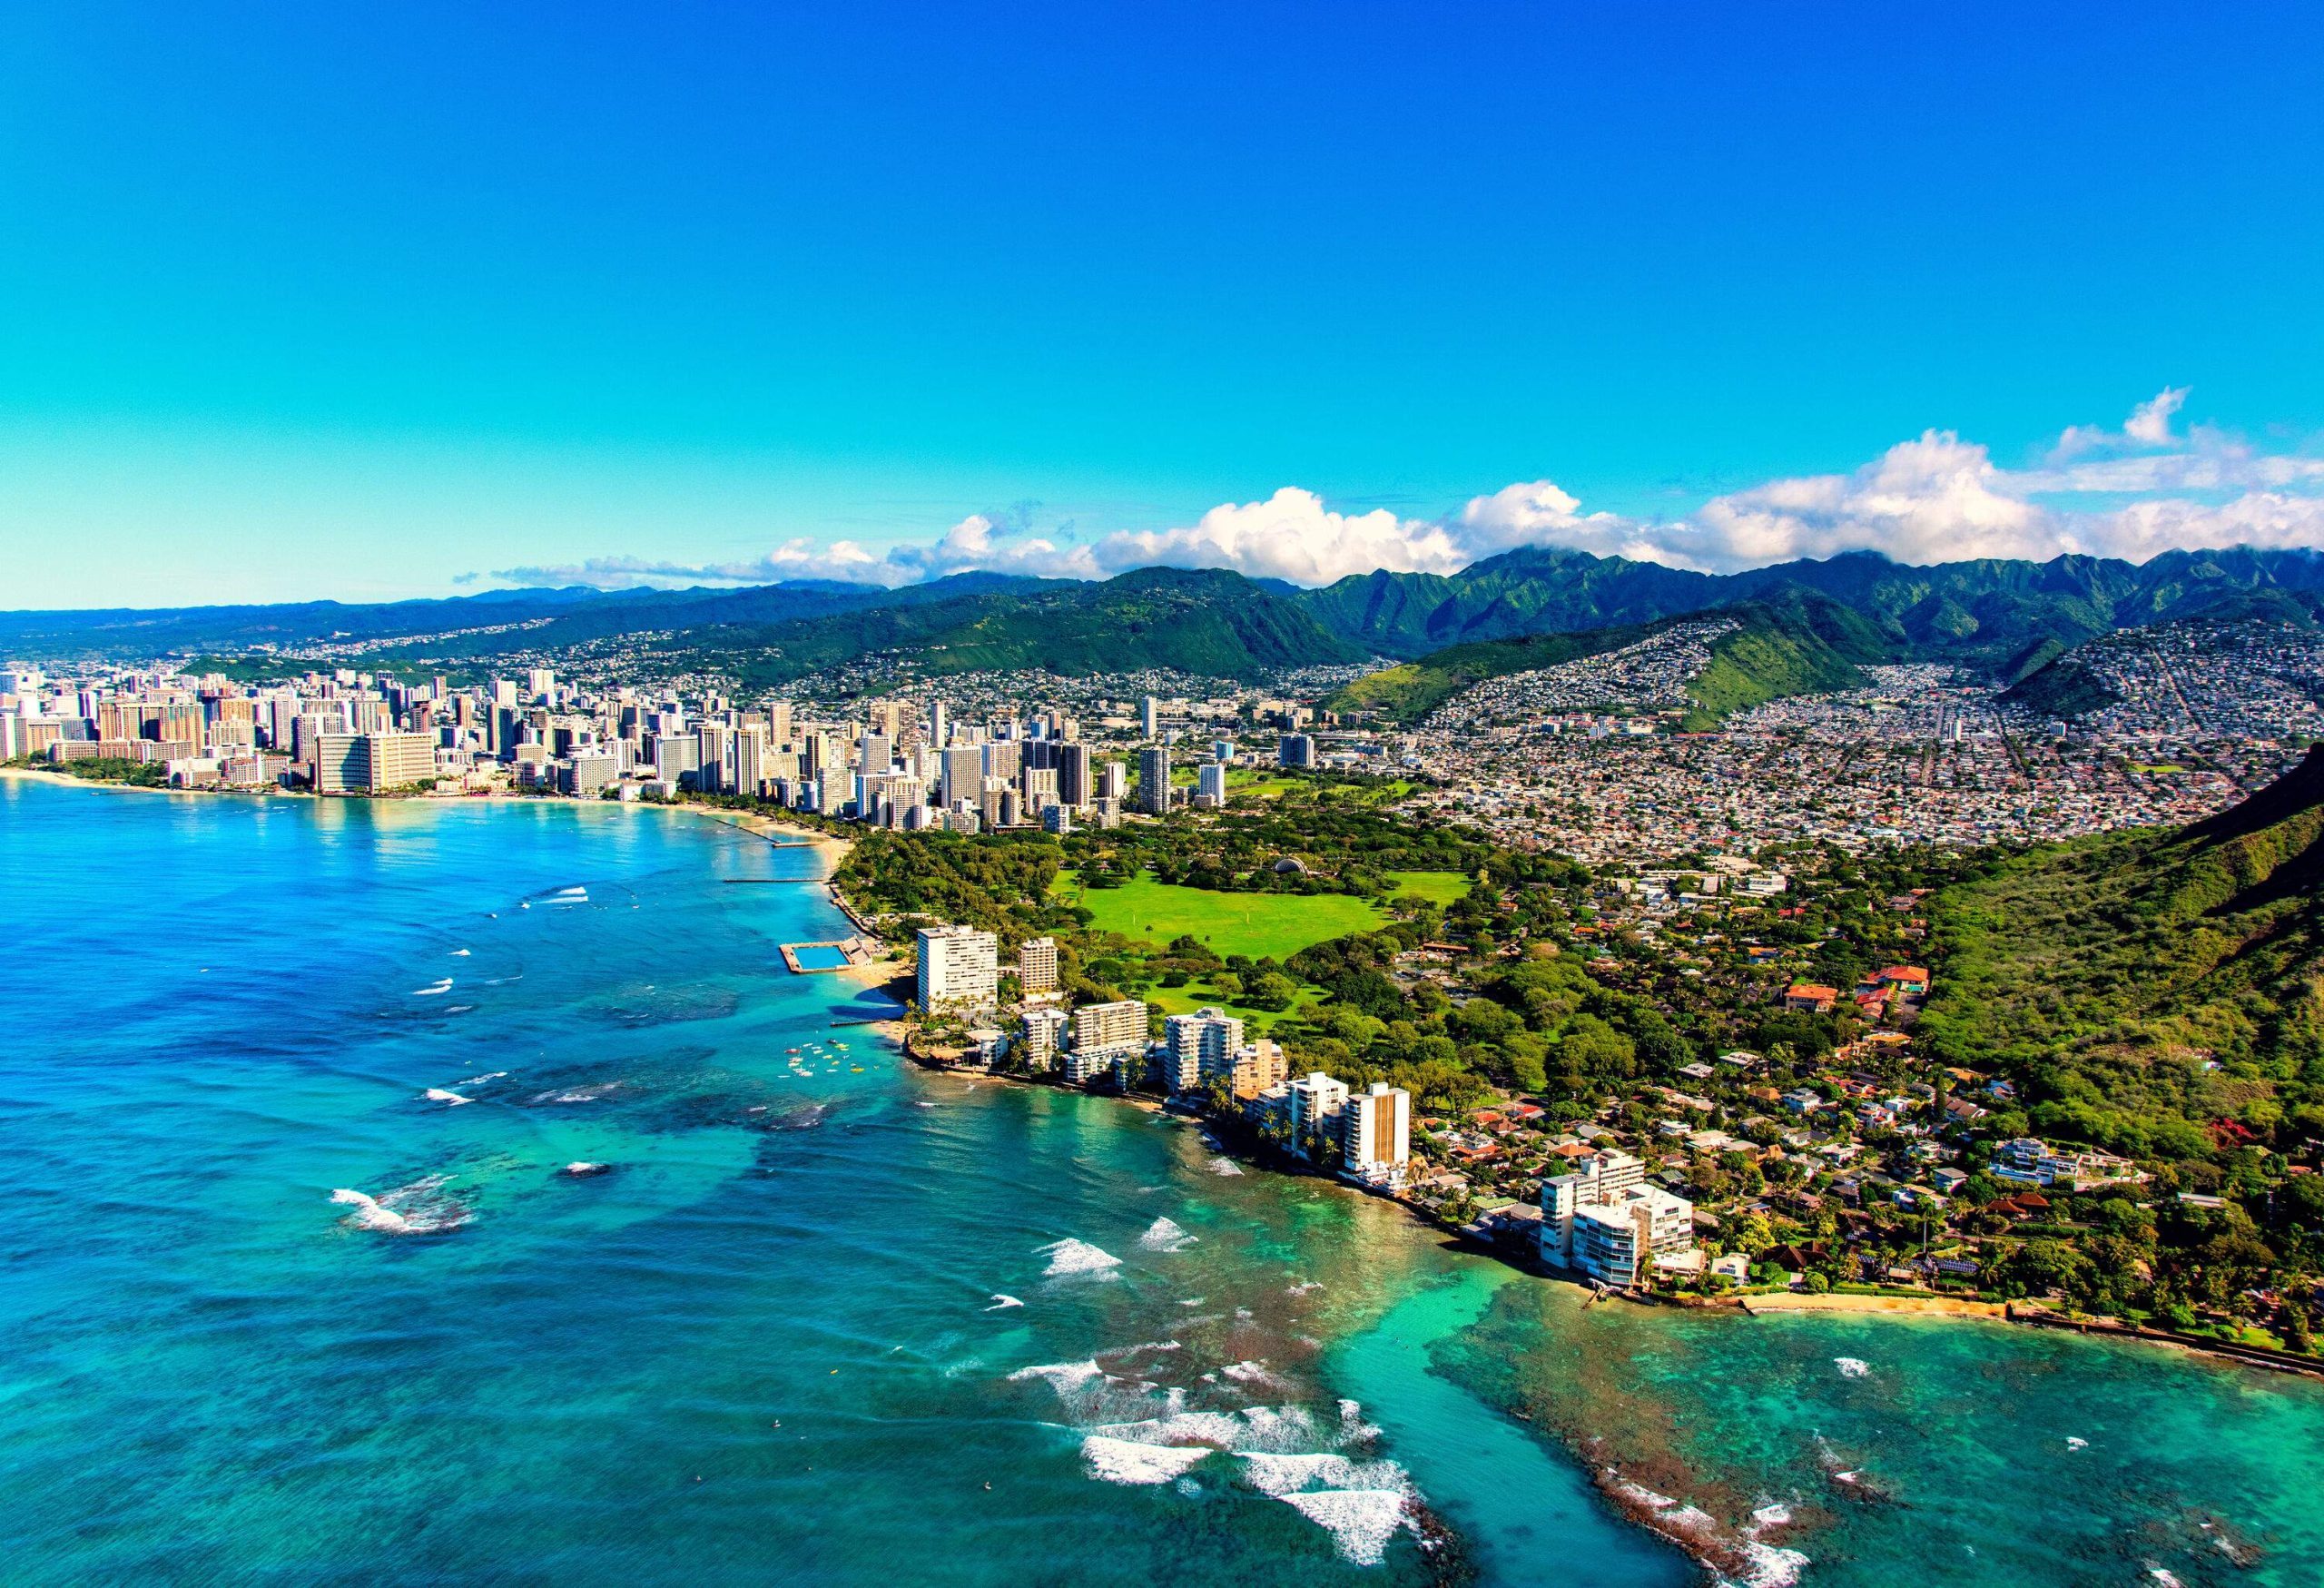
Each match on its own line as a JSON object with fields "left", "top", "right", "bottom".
{"left": 1384, "top": 870, "right": 1472, "bottom": 905}
{"left": 1053, "top": 870, "right": 1382, "bottom": 960}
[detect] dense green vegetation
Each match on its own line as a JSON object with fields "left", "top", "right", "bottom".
{"left": 1920, "top": 746, "right": 2324, "bottom": 1162}
{"left": 6, "top": 755, "right": 169, "bottom": 788}
{"left": 1998, "top": 655, "right": 2122, "bottom": 718}
{"left": 671, "top": 567, "right": 1358, "bottom": 686}
{"left": 1677, "top": 603, "right": 1869, "bottom": 729}
{"left": 1299, "top": 542, "right": 2324, "bottom": 670}
{"left": 1325, "top": 626, "right": 1649, "bottom": 722}
{"left": 1325, "top": 595, "right": 1872, "bottom": 727}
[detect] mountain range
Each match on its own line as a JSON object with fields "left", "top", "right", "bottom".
{"left": 9, "top": 544, "right": 2324, "bottom": 700}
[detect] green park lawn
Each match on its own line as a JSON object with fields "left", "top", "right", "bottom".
{"left": 1384, "top": 869, "right": 1472, "bottom": 905}
{"left": 1053, "top": 870, "right": 1381, "bottom": 960}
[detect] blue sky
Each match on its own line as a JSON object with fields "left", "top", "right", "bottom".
{"left": 3, "top": 3, "right": 2320, "bottom": 606}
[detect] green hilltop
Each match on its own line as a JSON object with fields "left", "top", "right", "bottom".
{"left": 1918, "top": 745, "right": 2324, "bottom": 1160}
{"left": 1325, "top": 592, "right": 1877, "bottom": 726}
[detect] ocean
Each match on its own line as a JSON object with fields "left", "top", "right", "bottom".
{"left": 5, "top": 775, "right": 2321, "bottom": 1587}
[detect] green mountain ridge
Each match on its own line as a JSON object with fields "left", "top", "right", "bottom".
{"left": 662, "top": 566, "right": 1361, "bottom": 686}
{"left": 1919, "top": 746, "right": 2324, "bottom": 1160}
{"left": 1325, "top": 592, "right": 1876, "bottom": 725}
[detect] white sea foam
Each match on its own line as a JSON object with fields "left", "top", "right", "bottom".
{"left": 454, "top": 1071, "right": 507, "bottom": 1087}
{"left": 2149, "top": 1570, "right": 2185, "bottom": 1587}
{"left": 1008, "top": 1360, "right": 1104, "bottom": 1393}
{"left": 421, "top": 1088, "right": 473, "bottom": 1106}
{"left": 1139, "top": 1217, "right": 1197, "bottom": 1252}
{"left": 1731, "top": 1540, "right": 1812, "bottom": 1588}
{"left": 1039, "top": 1238, "right": 1123, "bottom": 1277}
{"left": 413, "top": 979, "right": 453, "bottom": 996}
{"left": 1286, "top": 1279, "right": 1323, "bottom": 1296}
{"left": 1833, "top": 1356, "right": 1870, "bottom": 1378}
{"left": 1206, "top": 1156, "right": 1245, "bottom": 1176}
{"left": 449, "top": 948, "right": 470, "bottom": 956}
{"left": 530, "top": 1082, "right": 620, "bottom": 1104}
{"left": 329, "top": 1174, "right": 469, "bottom": 1236}
{"left": 1081, "top": 1435, "right": 1211, "bottom": 1484}
{"left": 1278, "top": 1490, "right": 1412, "bottom": 1565}
{"left": 985, "top": 1294, "right": 1024, "bottom": 1310}
{"left": 330, "top": 1188, "right": 408, "bottom": 1232}
{"left": 1222, "top": 1359, "right": 1285, "bottom": 1389}
{"left": 2065, "top": 1435, "right": 2088, "bottom": 1451}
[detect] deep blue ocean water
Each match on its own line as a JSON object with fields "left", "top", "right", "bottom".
{"left": 7, "top": 777, "right": 2324, "bottom": 1587}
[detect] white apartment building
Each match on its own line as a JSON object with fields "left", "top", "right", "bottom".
{"left": 1287, "top": 1071, "right": 1351, "bottom": 1156}
{"left": 1019, "top": 1006, "right": 1069, "bottom": 1072}
{"left": 1538, "top": 1148, "right": 1694, "bottom": 1285}
{"left": 916, "top": 925, "right": 999, "bottom": 1016}
{"left": 1339, "top": 1082, "right": 1412, "bottom": 1189}
{"left": 1163, "top": 1006, "right": 1244, "bottom": 1093}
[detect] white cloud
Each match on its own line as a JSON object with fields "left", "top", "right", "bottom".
{"left": 2125, "top": 386, "right": 2189, "bottom": 446}
{"left": 1091, "top": 488, "right": 1471, "bottom": 584}
{"left": 478, "top": 390, "right": 2324, "bottom": 592}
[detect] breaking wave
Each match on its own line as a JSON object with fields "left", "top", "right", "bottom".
{"left": 1039, "top": 1238, "right": 1122, "bottom": 1277}
{"left": 329, "top": 1174, "right": 470, "bottom": 1236}
{"left": 1139, "top": 1217, "right": 1196, "bottom": 1252}
{"left": 1082, "top": 1435, "right": 1211, "bottom": 1484}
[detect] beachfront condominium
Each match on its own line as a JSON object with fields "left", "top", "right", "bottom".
{"left": 1064, "top": 998, "right": 1147, "bottom": 1087}
{"left": 1017, "top": 936, "right": 1059, "bottom": 995}
{"left": 1162, "top": 1006, "right": 1244, "bottom": 1094}
{"left": 1137, "top": 746, "right": 1171, "bottom": 816}
{"left": 1071, "top": 999, "right": 1147, "bottom": 1053}
{"left": 917, "top": 925, "right": 999, "bottom": 1017}
{"left": 311, "top": 729, "right": 437, "bottom": 794}
{"left": 1538, "top": 1148, "right": 1694, "bottom": 1286}
{"left": 1338, "top": 1083, "right": 1412, "bottom": 1190}
{"left": 1019, "top": 1006, "right": 1068, "bottom": 1073}
{"left": 1287, "top": 1071, "right": 1351, "bottom": 1157}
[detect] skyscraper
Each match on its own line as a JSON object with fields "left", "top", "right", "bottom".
{"left": 1057, "top": 741, "right": 1093, "bottom": 808}
{"left": 1140, "top": 695, "right": 1159, "bottom": 737}
{"left": 1136, "top": 746, "right": 1171, "bottom": 816}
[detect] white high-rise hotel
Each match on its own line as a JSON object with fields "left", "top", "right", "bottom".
{"left": 916, "top": 925, "right": 998, "bottom": 1015}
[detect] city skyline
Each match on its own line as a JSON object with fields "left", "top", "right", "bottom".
{"left": 5, "top": 4, "right": 2321, "bottom": 607}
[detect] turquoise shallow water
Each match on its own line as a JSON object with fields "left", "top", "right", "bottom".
{"left": 7, "top": 778, "right": 2324, "bottom": 1587}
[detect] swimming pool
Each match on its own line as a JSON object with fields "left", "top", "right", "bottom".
{"left": 788, "top": 943, "right": 850, "bottom": 971}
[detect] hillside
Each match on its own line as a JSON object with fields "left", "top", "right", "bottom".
{"left": 1295, "top": 545, "right": 2324, "bottom": 671}
{"left": 1917, "top": 747, "right": 2324, "bottom": 1160}
{"left": 1328, "top": 592, "right": 1876, "bottom": 725}
{"left": 666, "top": 567, "right": 1360, "bottom": 686}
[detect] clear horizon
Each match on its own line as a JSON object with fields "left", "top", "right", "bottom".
{"left": 3, "top": 4, "right": 2320, "bottom": 607}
